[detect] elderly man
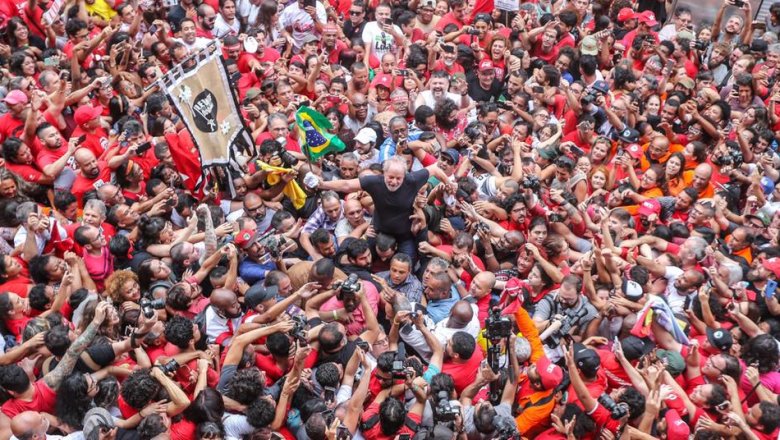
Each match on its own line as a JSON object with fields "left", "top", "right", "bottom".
{"left": 316, "top": 156, "right": 450, "bottom": 263}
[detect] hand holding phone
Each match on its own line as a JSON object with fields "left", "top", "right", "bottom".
{"left": 765, "top": 279, "right": 778, "bottom": 300}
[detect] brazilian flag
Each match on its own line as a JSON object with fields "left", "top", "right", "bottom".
{"left": 295, "top": 106, "right": 346, "bottom": 162}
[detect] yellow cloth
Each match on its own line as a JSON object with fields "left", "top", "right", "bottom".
{"left": 253, "top": 161, "right": 307, "bottom": 210}
{"left": 86, "top": 0, "right": 118, "bottom": 21}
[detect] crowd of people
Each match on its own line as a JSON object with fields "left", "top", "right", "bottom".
{"left": 2, "top": 0, "right": 780, "bottom": 439}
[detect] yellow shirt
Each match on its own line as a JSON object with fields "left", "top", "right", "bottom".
{"left": 86, "top": 0, "right": 117, "bottom": 21}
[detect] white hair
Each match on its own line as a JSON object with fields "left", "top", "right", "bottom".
{"left": 382, "top": 155, "right": 407, "bottom": 173}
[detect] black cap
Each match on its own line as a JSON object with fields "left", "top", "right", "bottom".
{"left": 245, "top": 284, "right": 279, "bottom": 310}
{"left": 617, "top": 128, "right": 639, "bottom": 143}
{"left": 574, "top": 343, "right": 601, "bottom": 377}
{"left": 592, "top": 80, "right": 610, "bottom": 94}
{"left": 621, "top": 336, "right": 655, "bottom": 361}
{"left": 751, "top": 39, "right": 768, "bottom": 53}
{"left": 706, "top": 328, "right": 733, "bottom": 352}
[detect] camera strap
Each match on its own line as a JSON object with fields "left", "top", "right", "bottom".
{"left": 361, "top": 414, "right": 380, "bottom": 431}
{"left": 404, "top": 417, "right": 420, "bottom": 431}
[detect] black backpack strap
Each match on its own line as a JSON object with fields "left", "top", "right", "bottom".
{"left": 404, "top": 416, "right": 419, "bottom": 431}
{"left": 361, "top": 414, "right": 380, "bottom": 431}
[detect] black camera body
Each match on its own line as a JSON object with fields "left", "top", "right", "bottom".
{"left": 548, "top": 213, "right": 565, "bottom": 223}
{"left": 693, "top": 40, "right": 707, "bottom": 50}
{"left": 336, "top": 273, "right": 362, "bottom": 300}
{"left": 598, "top": 393, "right": 630, "bottom": 420}
{"left": 465, "top": 28, "right": 481, "bottom": 35}
{"left": 160, "top": 359, "right": 180, "bottom": 375}
{"left": 464, "top": 125, "right": 482, "bottom": 140}
{"left": 391, "top": 360, "right": 408, "bottom": 379}
{"left": 521, "top": 175, "right": 541, "bottom": 191}
{"left": 140, "top": 297, "right": 165, "bottom": 319}
{"left": 485, "top": 308, "right": 512, "bottom": 341}
{"left": 580, "top": 92, "right": 598, "bottom": 107}
{"left": 433, "top": 390, "right": 459, "bottom": 423}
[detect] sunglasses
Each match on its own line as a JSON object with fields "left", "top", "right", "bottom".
{"left": 349, "top": 10, "right": 363, "bottom": 15}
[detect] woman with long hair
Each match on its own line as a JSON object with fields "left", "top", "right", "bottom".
{"left": 664, "top": 152, "right": 687, "bottom": 196}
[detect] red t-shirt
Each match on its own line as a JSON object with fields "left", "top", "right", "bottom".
{"left": 434, "top": 12, "right": 465, "bottom": 33}
{"left": 5, "top": 161, "right": 45, "bottom": 184}
{"left": 0, "top": 112, "right": 24, "bottom": 142}
{"left": 1, "top": 379, "right": 57, "bottom": 418}
{"left": 442, "top": 348, "right": 484, "bottom": 394}
{"left": 255, "top": 353, "right": 286, "bottom": 384}
{"left": 71, "top": 127, "right": 110, "bottom": 158}
{"left": 361, "top": 401, "right": 422, "bottom": 440}
{"left": 71, "top": 160, "right": 112, "bottom": 205}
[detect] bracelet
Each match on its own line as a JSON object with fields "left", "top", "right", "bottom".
{"left": 332, "top": 310, "right": 338, "bottom": 321}
{"left": 484, "top": 253, "right": 494, "bottom": 258}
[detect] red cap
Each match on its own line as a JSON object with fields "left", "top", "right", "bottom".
{"left": 234, "top": 228, "right": 259, "bottom": 249}
{"left": 638, "top": 199, "right": 661, "bottom": 217}
{"left": 371, "top": 73, "right": 394, "bottom": 90}
{"left": 762, "top": 257, "right": 780, "bottom": 278}
{"left": 626, "top": 143, "right": 643, "bottom": 159}
{"left": 74, "top": 105, "right": 103, "bottom": 126}
{"left": 478, "top": 59, "right": 494, "bottom": 71}
{"left": 664, "top": 409, "right": 691, "bottom": 440}
{"left": 536, "top": 356, "right": 563, "bottom": 390}
{"left": 617, "top": 7, "right": 638, "bottom": 22}
{"left": 639, "top": 10, "right": 658, "bottom": 26}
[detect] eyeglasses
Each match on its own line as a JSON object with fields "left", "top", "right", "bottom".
{"left": 349, "top": 10, "right": 363, "bottom": 15}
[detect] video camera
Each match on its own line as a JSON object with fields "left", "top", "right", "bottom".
{"left": 391, "top": 359, "right": 408, "bottom": 379}
{"left": 521, "top": 175, "right": 541, "bottom": 191}
{"left": 542, "top": 307, "right": 589, "bottom": 347}
{"left": 485, "top": 307, "right": 512, "bottom": 342}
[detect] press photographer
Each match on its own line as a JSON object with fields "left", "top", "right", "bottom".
{"left": 532, "top": 275, "right": 599, "bottom": 360}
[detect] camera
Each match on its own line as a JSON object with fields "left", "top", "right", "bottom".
{"left": 598, "top": 393, "right": 630, "bottom": 420}
{"left": 391, "top": 360, "right": 408, "bottom": 379}
{"left": 290, "top": 315, "right": 308, "bottom": 344}
{"left": 548, "top": 213, "right": 565, "bottom": 223}
{"left": 465, "top": 28, "right": 481, "bottom": 35}
{"left": 140, "top": 297, "right": 165, "bottom": 319}
{"left": 275, "top": 148, "right": 299, "bottom": 168}
{"left": 733, "top": 0, "right": 745, "bottom": 7}
{"left": 464, "top": 124, "right": 482, "bottom": 141}
{"left": 713, "top": 141, "right": 744, "bottom": 169}
{"left": 335, "top": 273, "right": 361, "bottom": 300}
{"left": 433, "top": 390, "right": 459, "bottom": 423}
{"left": 521, "top": 175, "right": 541, "bottom": 191}
{"left": 693, "top": 40, "right": 708, "bottom": 50}
{"left": 160, "top": 359, "right": 181, "bottom": 375}
{"left": 355, "top": 339, "right": 370, "bottom": 351}
{"left": 580, "top": 91, "right": 598, "bottom": 107}
{"left": 544, "top": 307, "right": 589, "bottom": 347}
{"left": 485, "top": 307, "right": 513, "bottom": 341}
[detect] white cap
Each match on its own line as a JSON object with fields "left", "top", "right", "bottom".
{"left": 354, "top": 127, "right": 377, "bottom": 144}
{"left": 244, "top": 37, "right": 258, "bottom": 54}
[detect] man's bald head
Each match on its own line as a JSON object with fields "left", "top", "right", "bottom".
{"left": 210, "top": 288, "right": 236, "bottom": 308}
{"left": 75, "top": 148, "right": 100, "bottom": 178}
{"left": 448, "top": 300, "right": 474, "bottom": 328}
{"left": 344, "top": 199, "right": 362, "bottom": 212}
{"left": 692, "top": 163, "right": 713, "bottom": 191}
{"left": 469, "top": 271, "right": 496, "bottom": 299}
{"left": 244, "top": 192, "right": 262, "bottom": 207}
{"left": 11, "top": 411, "right": 47, "bottom": 438}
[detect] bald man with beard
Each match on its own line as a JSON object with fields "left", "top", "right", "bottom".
{"left": 204, "top": 288, "right": 244, "bottom": 347}
{"left": 400, "top": 299, "right": 480, "bottom": 362}
{"left": 71, "top": 148, "right": 122, "bottom": 206}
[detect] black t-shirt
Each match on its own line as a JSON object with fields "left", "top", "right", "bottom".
{"left": 466, "top": 75, "right": 503, "bottom": 102}
{"left": 359, "top": 169, "right": 429, "bottom": 238}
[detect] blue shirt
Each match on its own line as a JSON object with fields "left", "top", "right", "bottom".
{"left": 426, "top": 286, "right": 461, "bottom": 324}
{"left": 378, "top": 131, "right": 422, "bottom": 163}
{"left": 239, "top": 258, "right": 277, "bottom": 285}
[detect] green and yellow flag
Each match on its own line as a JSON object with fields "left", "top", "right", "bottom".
{"left": 295, "top": 106, "right": 346, "bottom": 162}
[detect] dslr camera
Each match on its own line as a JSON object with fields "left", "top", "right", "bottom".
{"left": 521, "top": 175, "right": 541, "bottom": 191}
{"left": 598, "top": 393, "right": 630, "bottom": 420}
{"left": 391, "top": 360, "right": 408, "bottom": 379}
{"left": 433, "top": 390, "right": 459, "bottom": 423}
{"left": 140, "top": 297, "right": 166, "bottom": 319}
{"left": 335, "top": 273, "right": 362, "bottom": 301}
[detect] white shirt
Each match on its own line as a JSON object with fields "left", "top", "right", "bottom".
{"left": 14, "top": 218, "right": 68, "bottom": 254}
{"left": 361, "top": 21, "right": 402, "bottom": 61}
{"left": 204, "top": 306, "right": 243, "bottom": 346}
{"left": 279, "top": 1, "right": 327, "bottom": 50}
{"left": 663, "top": 266, "right": 689, "bottom": 313}
{"left": 658, "top": 24, "right": 678, "bottom": 42}
{"left": 223, "top": 413, "right": 254, "bottom": 440}
{"left": 414, "top": 90, "right": 462, "bottom": 111}
{"left": 213, "top": 14, "right": 241, "bottom": 38}
{"left": 401, "top": 303, "right": 480, "bottom": 361}
{"left": 173, "top": 37, "right": 211, "bottom": 52}
{"left": 237, "top": 0, "right": 261, "bottom": 25}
